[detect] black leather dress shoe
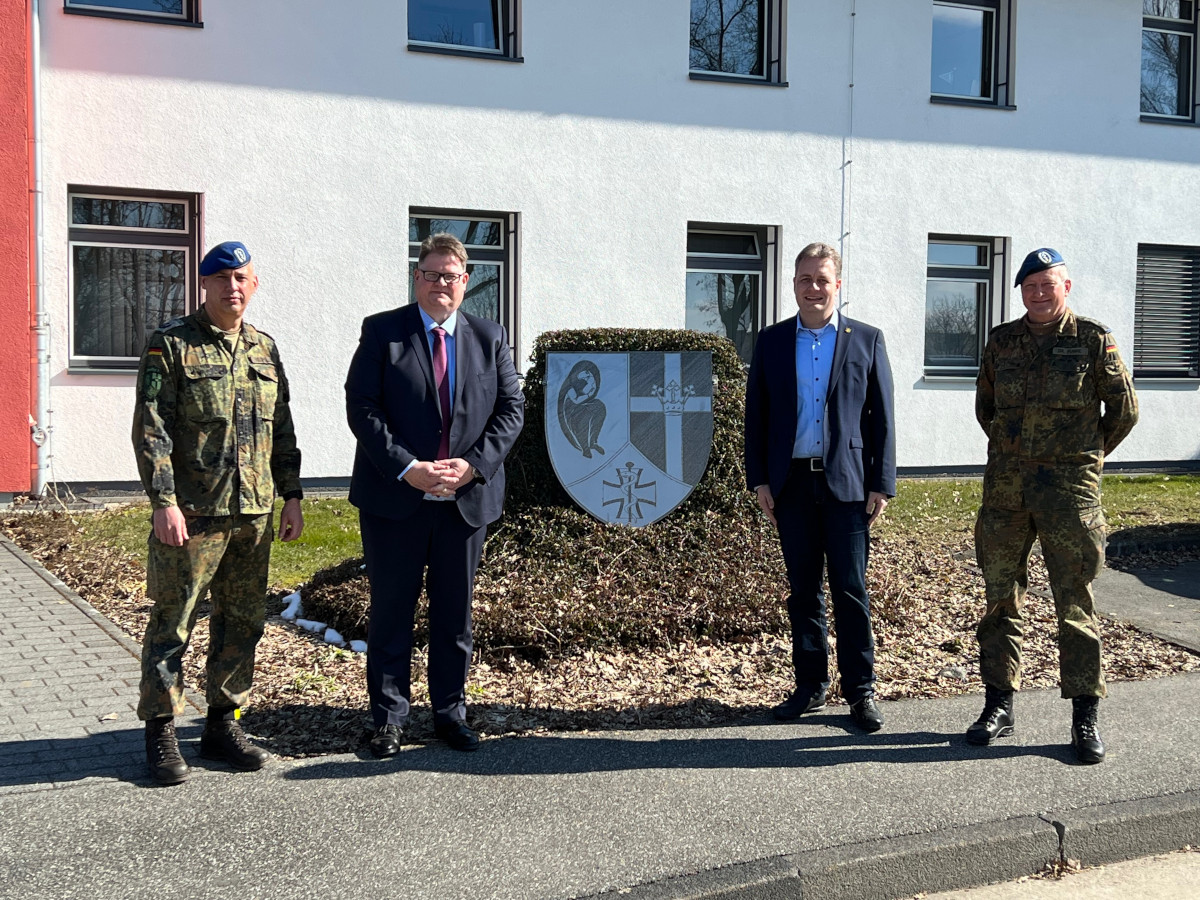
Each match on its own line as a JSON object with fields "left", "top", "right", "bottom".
{"left": 369, "top": 724, "right": 404, "bottom": 758}
{"left": 772, "top": 688, "right": 827, "bottom": 721}
{"left": 434, "top": 720, "right": 480, "bottom": 752}
{"left": 849, "top": 697, "right": 884, "bottom": 732}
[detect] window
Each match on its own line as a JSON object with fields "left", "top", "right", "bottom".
{"left": 409, "top": 210, "right": 518, "bottom": 336}
{"left": 689, "top": 0, "right": 786, "bottom": 85}
{"left": 68, "top": 189, "right": 199, "bottom": 370}
{"left": 1141, "top": 1, "right": 1198, "bottom": 122}
{"left": 63, "top": 0, "right": 201, "bottom": 26}
{"left": 407, "top": 0, "right": 521, "bottom": 61}
{"left": 686, "top": 225, "right": 778, "bottom": 364}
{"left": 924, "top": 236, "right": 1007, "bottom": 377}
{"left": 1134, "top": 244, "right": 1200, "bottom": 378}
{"left": 930, "top": 1, "right": 1013, "bottom": 107}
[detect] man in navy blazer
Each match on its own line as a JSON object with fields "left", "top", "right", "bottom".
{"left": 744, "top": 242, "right": 896, "bottom": 731}
{"left": 345, "top": 232, "right": 524, "bottom": 756}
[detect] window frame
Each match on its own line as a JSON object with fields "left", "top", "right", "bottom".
{"left": 407, "top": 207, "right": 519, "bottom": 342}
{"left": 67, "top": 187, "right": 201, "bottom": 373}
{"left": 406, "top": 0, "right": 522, "bottom": 63}
{"left": 929, "top": 0, "right": 1015, "bottom": 109}
{"left": 1134, "top": 243, "right": 1200, "bottom": 380}
{"left": 923, "top": 234, "right": 1009, "bottom": 379}
{"left": 63, "top": 0, "right": 202, "bottom": 27}
{"left": 1140, "top": 2, "right": 1199, "bottom": 125}
{"left": 688, "top": 0, "right": 787, "bottom": 87}
{"left": 685, "top": 222, "right": 779, "bottom": 364}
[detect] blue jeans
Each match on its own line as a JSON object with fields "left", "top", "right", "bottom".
{"left": 774, "top": 469, "right": 876, "bottom": 703}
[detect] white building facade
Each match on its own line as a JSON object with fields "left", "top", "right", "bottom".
{"left": 36, "top": 0, "right": 1200, "bottom": 485}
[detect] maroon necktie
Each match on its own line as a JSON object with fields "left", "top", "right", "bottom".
{"left": 432, "top": 326, "right": 452, "bottom": 459}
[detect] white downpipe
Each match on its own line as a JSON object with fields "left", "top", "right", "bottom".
{"left": 30, "top": 0, "right": 51, "bottom": 497}
{"left": 838, "top": 0, "right": 857, "bottom": 310}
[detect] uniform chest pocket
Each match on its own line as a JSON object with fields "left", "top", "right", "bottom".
{"left": 181, "top": 364, "right": 229, "bottom": 421}
{"left": 248, "top": 361, "right": 279, "bottom": 419}
{"left": 993, "top": 360, "right": 1026, "bottom": 408}
{"left": 1044, "top": 364, "right": 1092, "bottom": 409}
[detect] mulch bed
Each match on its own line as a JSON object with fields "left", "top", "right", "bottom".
{"left": 3, "top": 511, "right": 1197, "bottom": 759}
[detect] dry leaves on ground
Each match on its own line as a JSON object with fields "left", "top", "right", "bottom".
{"left": 3, "top": 512, "right": 1197, "bottom": 759}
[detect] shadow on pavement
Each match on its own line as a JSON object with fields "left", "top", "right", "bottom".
{"left": 283, "top": 726, "right": 1074, "bottom": 781}
{"left": 0, "top": 725, "right": 187, "bottom": 788}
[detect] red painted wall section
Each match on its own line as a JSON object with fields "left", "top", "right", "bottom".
{"left": 0, "top": 0, "right": 31, "bottom": 493}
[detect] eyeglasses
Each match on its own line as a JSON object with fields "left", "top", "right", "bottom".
{"left": 417, "top": 269, "right": 467, "bottom": 284}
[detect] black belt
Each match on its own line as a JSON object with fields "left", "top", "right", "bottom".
{"left": 791, "top": 457, "right": 824, "bottom": 472}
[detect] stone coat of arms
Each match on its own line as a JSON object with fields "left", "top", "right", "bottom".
{"left": 545, "top": 351, "right": 714, "bottom": 527}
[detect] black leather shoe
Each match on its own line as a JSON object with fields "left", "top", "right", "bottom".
{"left": 434, "top": 720, "right": 480, "bottom": 752}
{"left": 966, "top": 686, "right": 1015, "bottom": 746}
{"left": 145, "top": 717, "right": 189, "bottom": 786}
{"left": 1071, "top": 697, "right": 1105, "bottom": 765}
{"left": 200, "top": 715, "right": 270, "bottom": 771}
{"left": 849, "top": 696, "right": 884, "bottom": 732}
{"left": 772, "top": 688, "right": 827, "bottom": 721}
{"left": 369, "top": 724, "right": 404, "bottom": 759}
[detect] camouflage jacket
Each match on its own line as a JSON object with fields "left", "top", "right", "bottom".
{"left": 976, "top": 309, "right": 1138, "bottom": 510}
{"left": 132, "top": 306, "right": 303, "bottom": 515}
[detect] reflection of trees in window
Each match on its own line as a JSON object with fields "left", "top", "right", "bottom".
{"left": 924, "top": 283, "right": 982, "bottom": 367}
{"left": 686, "top": 272, "right": 757, "bottom": 363}
{"left": 69, "top": 192, "right": 195, "bottom": 364}
{"left": 1141, "top": 0, "right": 1195, "bottom": 116}
{"left": 690, "top": 0, "right": 764, "bottom": 76}
{"left": 73, "top": 247, "right": 186, "bottom": 358}
{"left": 408, "top": 0, "right": 499, "bottom": 50}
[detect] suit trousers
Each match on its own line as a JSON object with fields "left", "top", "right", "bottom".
{"left": 360, "top": 503, "right": 486, "bottom": 727}
{"left": 774, "top": 463, "right": 876, "bottom": 703}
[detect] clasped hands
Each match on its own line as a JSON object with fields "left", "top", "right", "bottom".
{"left": 403, "top": 458, "right": 475, "bottom": 497}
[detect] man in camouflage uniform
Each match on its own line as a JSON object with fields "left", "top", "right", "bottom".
{"left": 968, "top": 248, "right": 1138, "bottom": 764}
{"left": 132, "top": 241, "right": 304, "bottom": 785}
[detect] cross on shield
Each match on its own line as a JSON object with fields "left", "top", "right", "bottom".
{"left": 545, "top": 351, "right": 714, "bottom": 527}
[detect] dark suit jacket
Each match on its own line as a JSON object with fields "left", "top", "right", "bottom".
{"left": 744, "top": 313, "right": 896, "bottom": 503}
{"left": 345, "top": 303, "right": 525, "bottom": 528}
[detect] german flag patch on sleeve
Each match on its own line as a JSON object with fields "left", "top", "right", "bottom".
{"left": 1104, "top": 333, "right": 1118, "bottom": 353}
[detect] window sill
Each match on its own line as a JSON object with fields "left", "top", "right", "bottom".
{"left": 922, "top": 374, "right": 979, "bottom": 383}
{"left": 407, "top": 44, "right": 522, "bottom": 63}
{"left": 1139, "top": 114, "right": 1200, "bottom": 128}
{"left": 930, "top": 96, "right": 1015, "bottom": 111}
{"left": 68, "top": 364, "right": 137, "bottom": 375}
{"left": 1132, "top": 376, "right": 1200, "bottom": 384}
{"left": 63, "top": 7, "right": 202, "bottom": 27}
{"left": 689, "top": 72, "right": 787, "bottom": 88}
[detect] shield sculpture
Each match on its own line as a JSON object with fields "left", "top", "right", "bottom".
{"left": 545, "top": 351, "right": 714, "bottom": 527}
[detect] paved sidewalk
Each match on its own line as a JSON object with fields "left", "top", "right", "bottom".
{"left": 0, "top": 535, "right": 1197, "bottom": 900}
{"left": 0, "top": 536, "right": 201, "bottom": 793}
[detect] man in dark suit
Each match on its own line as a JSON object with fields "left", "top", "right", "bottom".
{"left": 744, "top": 241, "right": 896, "bottom": 731}
{"left": 345, "top": 232, "right": 524, "bottom": 756}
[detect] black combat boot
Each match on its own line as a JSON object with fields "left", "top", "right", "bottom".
{"left": 200, "top": 707, "right": 270, "bottom": 771}
{"left": 1071, "top": 696, "right": 1105, "bottom": 764}
{"left": 145, "top": 716, "right": 189, "bottom": 785}
{"left": 965, "top": 685, "right": 1015, "bottom": 745}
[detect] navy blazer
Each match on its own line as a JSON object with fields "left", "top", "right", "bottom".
{"left": 345, "top": 303, "right": 525, "bottom": 528}
{"left": 744, "top": 313, "right": 896, "bottom": 503}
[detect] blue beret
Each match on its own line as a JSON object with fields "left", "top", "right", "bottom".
{"left": 1014, "top": 247, "right": 1064, "bottom": 287}
{"left": 199, "top": 241, "right": 252, "bottom": 276}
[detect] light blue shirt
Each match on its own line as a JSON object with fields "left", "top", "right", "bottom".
{"left": 399, "top": 307, "right": 460, "bottom": 492}
{"left": 793, "top": 309, "right": 839, "bottom": 459}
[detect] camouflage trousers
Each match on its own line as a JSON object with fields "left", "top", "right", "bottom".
{"left": 974, "top": 504, "right": 1107, "bottom": 699}
{"left": 138, "top": 513, "right": 273, "bottom": 720}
